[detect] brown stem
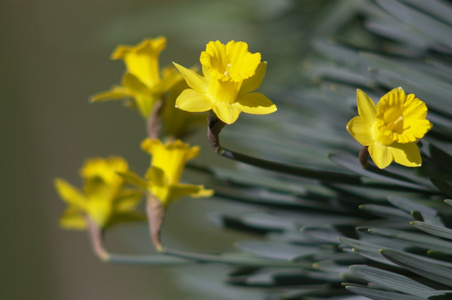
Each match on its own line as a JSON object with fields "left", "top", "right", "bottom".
{"left": 86, "top": 217, "right": 109, "bottom": 261}
{"left": 359, "top": 146, "right": 369, "bottom": 168}
{"left": 207, "top": 113, "right": 226, "bottom": 153}
{"left": 146, "top": 99, "right": 164, "bottom": 139}
{"left": 146, "top": 194, "right": 166, "bottom": 252}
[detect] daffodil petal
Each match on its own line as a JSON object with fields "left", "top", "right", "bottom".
{"left": 121, "top": 73, "right": 148, "bottom": 94}
{"left": 90, "top": 86, "right": 132, "bottom": 103}
{"left": 225, "top": 41, "right": 261, "bottom": 82}
{"left": 173, "top": 62, "right": 208, "bottom": 93}
{"left": 114, "top": 189, "right": 143, "bottom": 212}
{"left": 59, "top": 207, "right": 87, "bottom": 230}
{"left": 141, "top": 138, "right": 162, "bottom": 154}
{"left": 212, "top": 103, "right": 241, "bottom": 124}
{"left": 388, "top": 142, "right": 422, "bottom": 167}
{"left": 120, "top": 72, "right": 157, "bottom": 117}
{"left": 233, "top": 92, "right": 277, "bottom": 115}
{"left": 169, "top": 183, "right": 214, "bottom": 201}
{"left": 151, "top": 71, "right": 182, "bottom": 95}
{"left": 403, "top": 93, "right": 428, "bottom": 119}
{"left": 346, "top": 116, "right": 373, "bottom": 146}
{"left": 54, "top": 178, "right": 88, "bottom": 209}
{"left": 239, "top": 62, "right": 267, "bottom": 95}
{"left": 368, "top": 142, "right": 393, "bottom": 169}
{"left": 357, "top": 89, "right": 377, "bottom": 124}
{"left": 146, "top": 166, "right": 167, "bottom": 186}
{"left": 112, "top": 37, "right": 166, "bottom": 87}
{"left": 88, "top": 200, "right": 112, "bottom": 227}
{"left": 117, "top": 171, "right": 148, "bottom": 189}
{"left": 176, "top": 89, "right": 214, "bottom": 112}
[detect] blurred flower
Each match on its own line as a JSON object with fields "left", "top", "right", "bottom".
{"left": 91, "top": 37, "right": 181, "bottom": 119}
{"left": 121, "top": 139, "right": 213, "bottom": 207}
{"left": 347, "top": 88, "right": 432, "bottom": 169}
{"left": 55, "top": 156, "right": 143, "bottom": 229}
{"left": 173, "top": 40, "right": 277, "bottom": 124}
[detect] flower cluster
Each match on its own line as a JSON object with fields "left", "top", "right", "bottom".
{"left": 55, "top": 157, "right": 143, "bottom": 229}
{"left": 347, "top": 88, "right": 432, "bottom": 169}
{"left": 173, "top": 40, "right": 277, "bottom": 124}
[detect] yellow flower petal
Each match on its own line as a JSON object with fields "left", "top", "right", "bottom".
{"left": 141, "top": 138, "right": 162, "bottom": 155}
{"left": 346, "top": 116, "right": 373, "bottom": 146}
{"left": 200, "top": 40, "right": 261, "bottom": 82}
{"left": 88, "top": 199, "right": 112, "bottom": 227}
{"left": 368, "top": 142, "right": 393, "bottom": 169}
{"left": 376, "top": 87, "right": 432, "bottom": 144}
{"left": 59, "top": 207, "right": 87, "bottom": 230}
{"left": 117, "top": 171, "right": 149, "bottom": 189}
{"left": 114, "top": 189, "right": 143, "bottom": 213}
{"left": 121, "top": 73, "right": 156, "bottom": 118}
{"left": 173, "top": 62, "right": 208, "bottom": 93}
{"left": 357, "top": 89, "right": 377, "bottom": 125}
{"left": 403, "top": 92, "right": 428, "bottom": 119}
{"left": 388, "top": 142, "right": 422, "bottom": 167}
{"left": 112, "top": 37, "right": 166, "bottom": 88}
{"left": 233, "top": 93, "right": 277, "bottom": 115}
{"left": 212, "top": 103, "right": 241, "bottom": 124}
{"left": 54, "top": 178, "right": 88, "bottom": 209}
{"left": 90, "top": 86, "right": 132, "bottom": 103}
{"left": 225, "top": 41, "right": 261, "bottom": 82}
{"left": 169, "top": 183, "right": 214, "bottom": 201}
{"left": 239, "top": 62, "right": 267, "bottom": 95}
{"left": 146, "top": 166, "right": 167, "bottom": 186}
{"left": 175, "top": 89, "right": 214, "bottom": 112}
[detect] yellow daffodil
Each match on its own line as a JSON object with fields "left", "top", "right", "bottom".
{"left": 173, "top": 40, "right": 277, "bottom": 124}
{"left": 347, "top": 87, "right": 432, "bottom": 169}
{"left": 55, "top": 156, "right": 144, "bottom": 229}
{"left": 91, "top": 37, "right": 181, "bottom": 119}
{"left": 121, "top": 139, "right": 213, "bottom": 207}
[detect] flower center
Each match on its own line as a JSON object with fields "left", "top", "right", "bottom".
{"left": 386, "top": 115, "right": 405, "bottom": 132}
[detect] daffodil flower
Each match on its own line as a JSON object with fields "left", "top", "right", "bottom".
{"left": 55, "top": 156, "right": 144, "bottom": 229}
{"left": 347, "top": 87, "right": 432, "bottom": 169}
{"left": 91, "top": 37, "right": 181, "bottom": 119}
{"left": 121, "top": 139, "right": 213, "bottom": 207}
{"left": 173, "top": 40, "right": 277, "bottom": 124}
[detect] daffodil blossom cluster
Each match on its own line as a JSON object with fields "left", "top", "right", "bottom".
{"left": 347, "top": 88, "right": 432, "bottom": 169}
{"left": 55, "top": 157, "right": 143, "bottom": 229}
{"left": 173, "top": 40, "right": 277, "bottom": 124}
{"left": 56, "top": 37, "right": 284, "bottom": 254}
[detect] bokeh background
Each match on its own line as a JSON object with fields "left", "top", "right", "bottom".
{"left": 1, "top": 0, "right": 331, "bottom": 299}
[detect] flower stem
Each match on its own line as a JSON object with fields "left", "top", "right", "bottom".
{"left": 86, "top": 216, "right": 110, "bottom": 261}
{"left": 86, "top": 216, "right": 191, "bottom": 265}
{"left": 146, "top": 193, "right": 165, "bottom": 252}
{"left": 162, "top": 247, "right": 310, "bottom": 268}
{"left": 146, "top": 99, "right": 164, "bottom": 139}
{"left": 359, "top": 146, "right": 369, "bottom": 168}
{"left": 206, "top": 113, "right": 360, "bottom": 184}
{"left": 207, "top": 113, "right": 226, "bottom": 153}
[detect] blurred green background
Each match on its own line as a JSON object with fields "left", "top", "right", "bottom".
{"left": 1, "top": 0, "right": 331, "bottom": 299}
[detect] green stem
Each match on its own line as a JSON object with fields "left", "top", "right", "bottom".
{"left": 359, "top": 146, "right": 369, "bottom": 168}
{"left": 206, "top": 113, "right": 360, "bottom": 184}
{"left": 162, "top": 247, "right": 311, "bottom": 268}
{"left": 86, "top": 216, "right": 191, "bottom": 265}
